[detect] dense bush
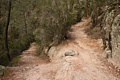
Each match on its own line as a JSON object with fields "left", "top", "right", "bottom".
{"left": 33, "top": 0, "right": 86, "bottom": 55}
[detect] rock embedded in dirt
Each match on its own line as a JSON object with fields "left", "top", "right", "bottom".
{"left": 65, "top": 50, "right": 77, "bottom": 56}
{"left": 48, "top": 46, "right": 57, "bottom": 60}
{"left": 0, "top": 65, "right": 5, "bottom": 76}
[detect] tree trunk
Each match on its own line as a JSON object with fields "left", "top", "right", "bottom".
{"left": 86, "top": 0, "right": 89, "bottom": 18}
{"left": 23, "top": 12, "right": 28, "bottom": 35}
{"left": 0, "top": 1, "right": 1, "bottom": 10}
{"left": 5, "top": 0, "right": 12, "bottom": 61}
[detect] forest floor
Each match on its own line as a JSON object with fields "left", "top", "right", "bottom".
{"left": 1, "top": 18, "right": 120, "bottom": 80}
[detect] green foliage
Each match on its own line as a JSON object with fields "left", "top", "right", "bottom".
{"left": 33, "top": 0, "right": 86, "bottom": 55}
{"left": 0, "top": 53, "right": 9, "bottom": 66}
{"left": 0, "top": 0, "right": 34, "bottom": 66}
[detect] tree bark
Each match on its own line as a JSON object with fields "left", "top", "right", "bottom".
{"left": 5, "top": 0, "right": 12, "bottom": 61}
{"left": 86, "top": 0, "right": 89, "bottom": 18}
{"left": 23, "top": 12, "right": 28, "bottom": 35}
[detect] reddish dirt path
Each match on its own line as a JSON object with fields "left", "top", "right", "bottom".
{"left": 2, "top": 18, "right": 120, "bottom": 80}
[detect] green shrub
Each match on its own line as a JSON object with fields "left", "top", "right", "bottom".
{"left": 0, "top": 53, "right": 9, "bottom": 66}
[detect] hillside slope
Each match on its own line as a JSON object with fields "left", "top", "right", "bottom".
{"left": 2, "top": 18, "right": 120, "bottom": 80}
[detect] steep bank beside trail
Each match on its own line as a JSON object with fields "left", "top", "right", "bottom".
{"left": 2, "top": 18, "right": 120, "bottom": 80}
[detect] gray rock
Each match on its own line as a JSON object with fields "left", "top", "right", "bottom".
{"left": 0, "top": 65, "right": 5, "bottom": 76}
{"left": 65, "top": 50, "right": 77, "bottom": 56}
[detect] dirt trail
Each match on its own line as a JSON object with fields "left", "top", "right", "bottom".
{"left": 2, "top": 18, "right": 120, "bottom": 80}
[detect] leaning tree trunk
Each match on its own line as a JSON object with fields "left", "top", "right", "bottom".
{"left": 5, "top": 0, "right": 12, "bottom": 61}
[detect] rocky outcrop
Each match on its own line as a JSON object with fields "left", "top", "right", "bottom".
{"left": 111, "top": 14, "right": 120, "bottom": 64}
{"left": 101, "top": 4, "right": 120, "bottom": 65}
{"left": 102, "top": 10, "right": 116, "bottom": 58}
